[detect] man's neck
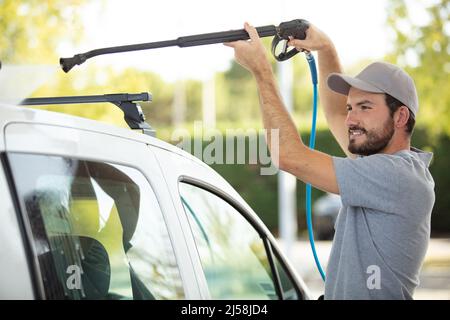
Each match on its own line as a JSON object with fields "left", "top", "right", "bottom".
{"left": 380, "top": 136, "right": 411, "bottom": 155}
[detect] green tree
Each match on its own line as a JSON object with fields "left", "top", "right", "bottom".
{"left": 386, "top": 0, "right": 450, "bottom": 137}
{"left": 32, "top": 66, "right": 178, "bottom": 130}
{"left": 0, "top": 0, "right": 85, "bottom": 64}
{"left": 0, "top": 1, "right": 183, "bottom": 130}
{"left": 387, "top": 0, "right": 450, "bottom": 234}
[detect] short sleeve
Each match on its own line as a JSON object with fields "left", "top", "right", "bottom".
{"left": 332, "top": 155, "right": 400, "bottom": 213}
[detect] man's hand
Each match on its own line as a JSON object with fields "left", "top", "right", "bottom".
{"left": 223, "top": 22, "right": 271, "bottom": 76}
{"left": 287, "top": 23, "right": 333, "bottom": 53}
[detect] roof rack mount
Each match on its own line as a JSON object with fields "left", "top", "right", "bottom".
{"left": 20, "top": 92, "right": 155, "bottom": 137}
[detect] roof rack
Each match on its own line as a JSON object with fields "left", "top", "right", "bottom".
{"left": 20, "top": 92, "right": 155, "bottom": 136}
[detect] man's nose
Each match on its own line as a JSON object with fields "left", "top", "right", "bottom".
{"left": 345, "top": 111, "right": 359, "bottom": 127}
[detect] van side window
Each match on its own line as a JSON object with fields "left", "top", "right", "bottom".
{"left": 179, "top": 182, "right": 278, "bottom": 299}
{"left": 273, "top": 252, "right": 300, "bottom": 300}
{"left": 9, "top": 153, "right": 184, "bottom": 300}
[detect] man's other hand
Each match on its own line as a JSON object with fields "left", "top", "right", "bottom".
{"left": 287, "top": 23, "right": 333, "bottom": 53}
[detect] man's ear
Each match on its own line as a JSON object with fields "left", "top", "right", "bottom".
{"left": 394, "top": 106, "right": 410, "bottom": 130}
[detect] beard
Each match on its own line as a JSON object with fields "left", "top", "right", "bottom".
{"left": 348, "top": 117, "right": 395, "bottom": 156}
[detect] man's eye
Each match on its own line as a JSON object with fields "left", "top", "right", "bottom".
{"left": 361, "top": 105, "right": 371, "bottom": 110}
{"left": 346, "top": 106, "right": 352, "bottom": 111}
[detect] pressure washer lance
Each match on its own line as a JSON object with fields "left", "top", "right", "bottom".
{"left": 60, "top": 18, "right": 327, "bottom": 282}
{"left": 60, "top": 19, "right": 310, "bottom": 73}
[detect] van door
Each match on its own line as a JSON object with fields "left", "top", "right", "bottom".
{"left": 4, "top": 123, "right": 200, "bottom": 299}
{"left": 151, "top": 146, "right": 308, "bottom": 300}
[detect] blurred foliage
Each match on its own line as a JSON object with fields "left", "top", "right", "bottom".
{"left": 1, "top": 1, "right": 449, "bottom": 235}
{"left": 386, "top": 0, "right": 450, "bottom": 138}
{"left": 32, "top": 67, "right": 173, "bottom": 128}
{"left": 0, "top": 0, "right": 85, "bottom": 63}
{"left": 0, "top": 1, "right": 200, "bottom": 128}
{"left": 215, "top": 37, "right": 299, "bottom": 124}
{"left": 209, "top": 129, "right": 346, "bottom": 236}
{"left": 1, "top": 0, "right": 447, "bottom": 133}
{"left": 0, "top": 1, "right": 315, "bottom": 131}
{"left": 210, "top": 127, "right": 450, "bottom": 237}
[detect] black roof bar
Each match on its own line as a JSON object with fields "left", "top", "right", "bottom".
{"left": 21, "top": 92, "right": 155, "bottom": 137}
{"left": 21, "top": 93, "right": 150, "bottom": 105}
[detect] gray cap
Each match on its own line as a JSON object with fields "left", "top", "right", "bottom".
{"left": 327, "top": 62, "right": 419, "bottom": 116}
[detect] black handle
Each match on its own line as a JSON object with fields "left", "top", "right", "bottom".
{"left": 272, "top": 19, "right": 310, "bottom": 61}
{"left": 277, "top": 19, "right": 309, "bottom": 41}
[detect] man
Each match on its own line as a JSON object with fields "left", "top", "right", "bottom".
{"left": 224, "top": 22, "right": 435, "bottom": 299}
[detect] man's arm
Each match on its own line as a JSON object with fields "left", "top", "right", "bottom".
{"left": 288, "top": 25, "right": 355, "bottom": 159}
{"left": 225, "top": 23, "right": 339, "bottom": 194}
{"left": 318, "top": 46, "right": 355, "bottom": 159}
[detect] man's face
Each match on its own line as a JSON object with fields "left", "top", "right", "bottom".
{"left": 346, "top": 87, "right": 394, "bottom": 156}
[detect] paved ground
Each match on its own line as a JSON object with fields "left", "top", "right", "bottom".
{"left": 277, "top": 238, "right": 450, "bottom": 300}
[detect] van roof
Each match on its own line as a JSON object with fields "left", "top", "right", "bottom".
{"left": 0, "top": 103, "right": 207, "bottom": 168}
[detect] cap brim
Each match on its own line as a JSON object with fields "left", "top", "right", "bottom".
{"left": 327, "top": 73, "right": 384, "bottom": 96}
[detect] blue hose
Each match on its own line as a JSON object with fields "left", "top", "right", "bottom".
{"left": 305, "top": 52, "right": 326, "bottom": 281}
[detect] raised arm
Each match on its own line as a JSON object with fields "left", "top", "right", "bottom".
{"left": 288, "top": 24, "right": 355, "bottom": 159}
{"left": 224, "top": 23, "right": 339, "bottom": 194}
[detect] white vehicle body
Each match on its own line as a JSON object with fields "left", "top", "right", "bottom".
{"left": 0, "top": 104, "right": 311, "bottom": 300}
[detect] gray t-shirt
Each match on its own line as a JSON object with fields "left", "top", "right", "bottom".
{"left": 324, "top": 147, "right": 435, "bottom": 300}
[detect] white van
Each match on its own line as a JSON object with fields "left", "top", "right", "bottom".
{"left": 0, "top": 99, "right": 311, "bottom": 300}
